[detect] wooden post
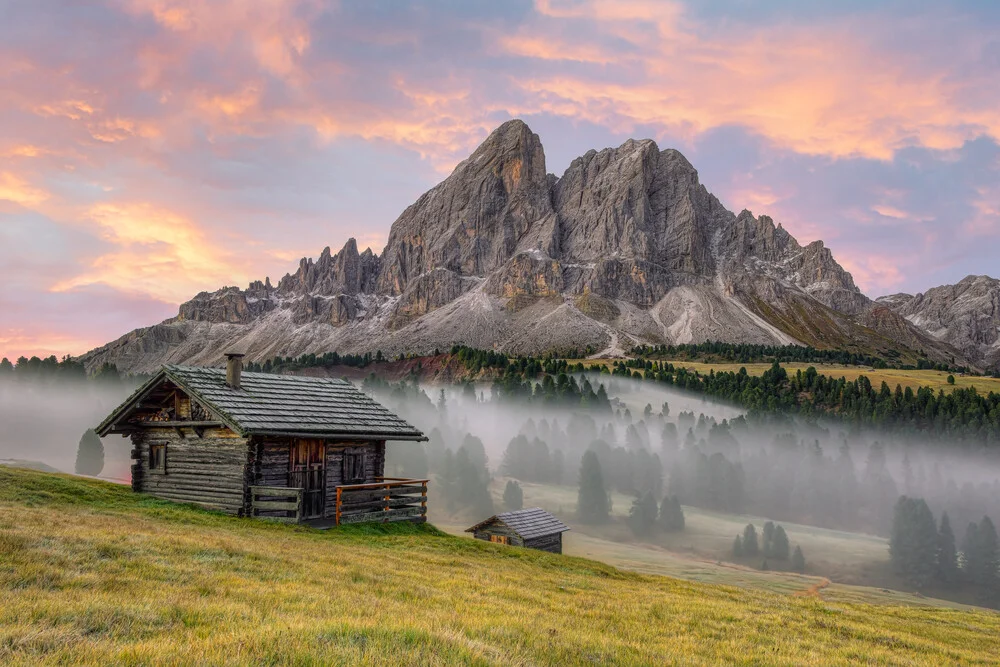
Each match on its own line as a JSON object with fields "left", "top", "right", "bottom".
{"left": 336, "top": 486, "right": 342, "bottom": 526}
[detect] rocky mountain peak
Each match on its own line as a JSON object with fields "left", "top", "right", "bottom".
{"left": 81, "top": 119, "right": 983, "bottom": 373}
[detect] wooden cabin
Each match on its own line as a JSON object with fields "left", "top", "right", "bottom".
{"left": 466, "top": 507, "right": 570, "bottom": 553}
{"left": 96, "top": 353, "right": 428, "bottom": 525}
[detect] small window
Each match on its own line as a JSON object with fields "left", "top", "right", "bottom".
{"left": 489, "top": 534, "right": 510, "bottom": 545}
{"left": 343, "top": 452, "right": 365, "bottom": 484}
{"left": 149, "top": 444, "right": 166, "bottom": 472}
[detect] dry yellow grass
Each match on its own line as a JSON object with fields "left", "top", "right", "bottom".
{"left": 580, "top": 358, "right": 1000, "bottom": 394}
{"left": 2, "top": 467, "right": 999, "bottom": 665}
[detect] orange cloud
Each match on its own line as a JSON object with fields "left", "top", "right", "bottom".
{"left": 0, "top": 172, "right": 49, "bottom": 206}
{"left": 501, "top": 0, "right": 1000, "bottom": 161}
{"left": 52, "top": 202, "right": 249, "bottom": 302}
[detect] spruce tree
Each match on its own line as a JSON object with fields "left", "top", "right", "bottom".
{"left": 74, "top": 429, "right": 104, "bottom": 477}
{"left": 577, "top": 450, "right": 611, "bottom": 523}
{"left": 972, "top": 516, "right": 1000, "bottom": 607}
{"left": 961, "top": 522, "right": 980, "bottom": 581}
{"left": 770, "top": 525, "right": 790, "bottom": 560}
{"left": 627, "top": 491, "right": 658, "bottom": 537}
{"left": 502, "top": 480, "right": 523, "bottom": 511}
{"left": 732, "top": 534, "right": 744, "bottom": 558}
{"left": 791, "top": 545, "right": 806, "bottom": 572}
{"left": 658, "top": 495, "right": 685, "bottom": 532}
{"left": 762, "top": 521, "right": 775, "bottom": 557}
{"left": 889, "top": 496, "right": 939, "bottom": 588}
{"left": 936, "top": 512, "right": 958, "bottom": 584}
{"left": 742, "top": 524, "right": 759, "bottom": 557}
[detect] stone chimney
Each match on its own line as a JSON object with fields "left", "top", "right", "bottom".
{"left": 225, "top": 352, "right": 245, "bottom": 390}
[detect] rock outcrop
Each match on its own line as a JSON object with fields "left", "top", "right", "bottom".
{"left": 878, "top": 275, "right": 1000, "bottom": 370}
{"left": 80, "top": 119, "right": 976, "bottom": 373}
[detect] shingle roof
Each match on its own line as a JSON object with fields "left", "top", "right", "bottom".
{"left": 466, "top": 507, "right": 570, "bottom": 539}
{"left": 96, "top": 365, "right": 425, "bottom": 441}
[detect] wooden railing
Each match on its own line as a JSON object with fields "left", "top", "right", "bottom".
{"left": 250, "top": 485, "right": 303, "bottom": 523}
{"left": 334, "top": 477, "right": 429, "bottom": 525}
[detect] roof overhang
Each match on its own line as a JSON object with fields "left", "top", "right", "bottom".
{"left": 96, "top": 366, "right": 429, "bottom": 442}
{"left": 247, "top": 431, "right": 429, "bottom": 442}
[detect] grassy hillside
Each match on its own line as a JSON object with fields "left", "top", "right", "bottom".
{"left": 462, "top": 479, "right": 982, "bottom": 611}
{"left": 2, "top": 467, "right": 999, "bottom": 665}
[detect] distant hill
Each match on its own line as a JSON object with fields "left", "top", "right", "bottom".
{"left": 81, "top": 120, "right": 975, "bottom": 373}
{"left": 2, "top": 466, "right": 1000, "bottom": 664}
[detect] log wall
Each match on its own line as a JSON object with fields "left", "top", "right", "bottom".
{"left": 523, "top": 533, "right": 563, "bottom": 554}
{"left": 473, "top": 525, "right": 525, "bottom": 548}
{"left": 131, "top": 427, "right": 249, "bottom": 515}
{"left": 324, "top": 441, "right": 385, "bottom": 515}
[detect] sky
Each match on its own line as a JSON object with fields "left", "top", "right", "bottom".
{"left": 1, "top": 0, "right": 998, "bottom": 361}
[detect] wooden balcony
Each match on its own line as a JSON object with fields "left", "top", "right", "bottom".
{"left": 334, "top": 477, "right": 428, "bottom": 525}
{"left": 249, "top": 485, "right": 303, "bottom": 523}
{"left": 249, "top": 478, "right": 428, "bottom": 526}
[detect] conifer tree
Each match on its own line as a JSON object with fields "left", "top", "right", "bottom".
{"left": 577, "top": 450, "right": 611, "bottom": 524}
{"left": 936, "top": 512, "right": 958, "bottom": 583}
{"left": 762, "top": 521, "right": 775, "bottom": 556}
{"left": 659, "top": 495, "right": 685, "bottom": 532}
{"left": 732, "top": 534, "right": 744, "bottom": 558}
{"left": 742, "top": 523, "right": 759, "bottom": 557}
{"left": 791, "top": 545, "right": 806, "bottom": 572}
{"left": 770, "top": 525, "right": 790, "bottom": 560}
{"left": 74, "top": 429, "right": 104, "bottom": 477}
{"left": 889, "top": 496, "right": 939, "bottom": 588}
{"left": 455, "top": 446, "right": 493, "bottom": 518}
{"left": 628, "top": 491, "right": 658, "bottom": 537}
{"left": 502, "top": 480, "right": 523, "bottom": 511}
{"left": 966, "top": 516, "right": 1000, "bottom": 607}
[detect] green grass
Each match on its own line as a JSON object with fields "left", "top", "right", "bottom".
{"left": 2, "top": 466, "right": 999, "bottom": 665}
{"left": 474, "top": 479, "right": 984, "bottom": 610}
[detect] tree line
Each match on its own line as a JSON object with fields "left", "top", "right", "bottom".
{"left": 890, "top": 496, "right": 999, "bottom": 608}
{"left": 611, "top": 359, "right": 1000, "bottom": 445}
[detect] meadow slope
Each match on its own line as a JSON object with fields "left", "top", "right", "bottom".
{"left": 1, "top": 467, "right": 999, "bottom": 665}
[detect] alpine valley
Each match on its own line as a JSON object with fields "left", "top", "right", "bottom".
{"left": 80, "top": 120, "right": 998, "bottom": 373}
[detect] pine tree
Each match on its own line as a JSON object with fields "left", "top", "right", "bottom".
{"left": 961, "top": 521, "right": 980, "bottom": 580}
{"left": 577, "top": 450, "right": 611, "bottom": 524}
{"left": 742, "top": 524, "right": 759, "bottom": 557}
{"left": 732, "top": 534, "right": 744, "bottom": 558}
{"left": 628, "top": 491, "right": 658, "bottom": 537}
{"left": 74, "top": 429, "right": 104, "bottom": 477}
{"left": 791, "top": 545, "right": 806, "bottom": 572}
{"left": 889, "top": 496, "right": 939, "bottom": 588}
{"left": 502, "top": 480, "right": 523, "bottom": 511}
{"left": 770, "top": 525, "right": 790, "bottom": 560}
{"left": 936, "top": 512, "right": 958, "bottom": 584}
{"left": 762, "top": 521, "right": 775, "bottom": 557}
{"left": 455, "top": 446, "right": 493, "bottom": 518}
{"left": 659, "top": 495, "right": 685, "bottom": 532}
{"left": 969, "top": 516, "right": 1000, "bottom": 607}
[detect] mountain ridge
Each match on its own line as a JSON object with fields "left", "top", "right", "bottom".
{"left": 80, "top": 119, "right": 983, "bottom": 373}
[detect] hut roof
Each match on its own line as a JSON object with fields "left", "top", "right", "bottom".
{"left": 466, "top": 507, "right": 570, "bottom": 540}
{"left": 96, "top": 365, "right": 425, "bottom": 441}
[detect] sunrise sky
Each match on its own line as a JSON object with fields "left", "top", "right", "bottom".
{"left": 2, "top": 0, "right": 998, "bottom": 361}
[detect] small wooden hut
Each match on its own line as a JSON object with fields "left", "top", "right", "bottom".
{"left": 466, "top": 507, "right": 570, "bottom": 553}
{"left": 96, "top": 354, "right": 428, "bottom": 525}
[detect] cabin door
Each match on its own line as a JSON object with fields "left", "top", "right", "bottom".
{"left": 290, "top": 440, "right": 325, "bottom": 519}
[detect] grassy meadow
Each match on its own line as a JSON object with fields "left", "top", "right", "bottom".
{"left": 3, "top": 467, "right": 999, "bottom": 665}
{"left": 579, "top": 359, "right": 1000, "bottom": 394}
{"left": 455, "top": 478, "right": 985, "bottom": 612}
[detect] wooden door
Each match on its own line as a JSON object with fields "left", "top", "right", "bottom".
{"left": 290, "top": 440, "right": 325, "bottom": 519}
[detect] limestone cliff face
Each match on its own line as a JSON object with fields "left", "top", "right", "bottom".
{"left": 81, "top": 119, "right": 977, "bottom": 372}
{"left": 376, "top": 119, "right": 555, "bottom": 298}
{"left": 878, "top": 275, "right": 1000, "bottom": 369}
